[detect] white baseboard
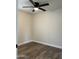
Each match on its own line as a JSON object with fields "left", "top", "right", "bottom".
{"left": 18, "top": 40, "right": 62, "bottom": 49}
{"left": 33, "top": 40, "right": 62, "bottom": 49}
{"left": 18, "top": 40, "right": 33, "bottom": 46}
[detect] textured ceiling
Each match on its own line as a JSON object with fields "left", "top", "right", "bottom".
{"left": 17, "top": 0, "right": 62, "bottom": 13}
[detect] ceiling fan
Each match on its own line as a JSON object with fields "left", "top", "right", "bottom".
{"left": 23, "top": 0, "right": 49, "bottom": 12}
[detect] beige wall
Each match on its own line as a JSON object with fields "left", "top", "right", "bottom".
{"left": 33, "top": 8, "right": 62, "bottom": 46}
{"left": 17, "top": 8, "right": 62, "bottom": 47}
{"left": 17, "top": 10, "right": 32, "bottom": 44}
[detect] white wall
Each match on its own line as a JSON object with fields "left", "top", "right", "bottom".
{"left": 17, "top": 10, "right": 33, "bottom": 44}
{"left": 33, "top": 8, "right": 62, "bottom": 47}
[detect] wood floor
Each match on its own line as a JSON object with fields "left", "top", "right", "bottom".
{"left": 17, "top": 42, "right": 62, "bottom": 59}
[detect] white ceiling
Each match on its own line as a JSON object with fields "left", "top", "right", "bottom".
{"left": 17, "top": 0, "right": 62, "bottom": 13}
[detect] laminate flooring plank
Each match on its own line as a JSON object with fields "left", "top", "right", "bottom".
{"left": 17, "top": 42, "right": 62, "bottom": 59}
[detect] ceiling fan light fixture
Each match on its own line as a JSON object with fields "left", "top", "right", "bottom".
{"left": 23, "top": 0, "right": 49, "bottom": 12}
{"left": 34, "top": 8, "right": 39, "bottom": 10}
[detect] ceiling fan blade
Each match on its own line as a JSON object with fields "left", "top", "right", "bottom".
{"left": 39, "top": 3, "right": 49, "bottom": 7}
{"left": 39, "top": 8, "right": 46, "bottom": 11}
{"left": 23, "top": 6, "right": 34, "bottom": 8}
{"left": 29, "top": 0, "right": 35, "bottom": 6}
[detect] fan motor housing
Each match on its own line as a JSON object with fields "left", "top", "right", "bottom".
{"left": 35, "top": 2, "right": 39, "bottom": 7}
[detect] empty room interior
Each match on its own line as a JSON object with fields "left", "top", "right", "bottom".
{"left": 17, "top": 0, "right": 62, "bottom": 59}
